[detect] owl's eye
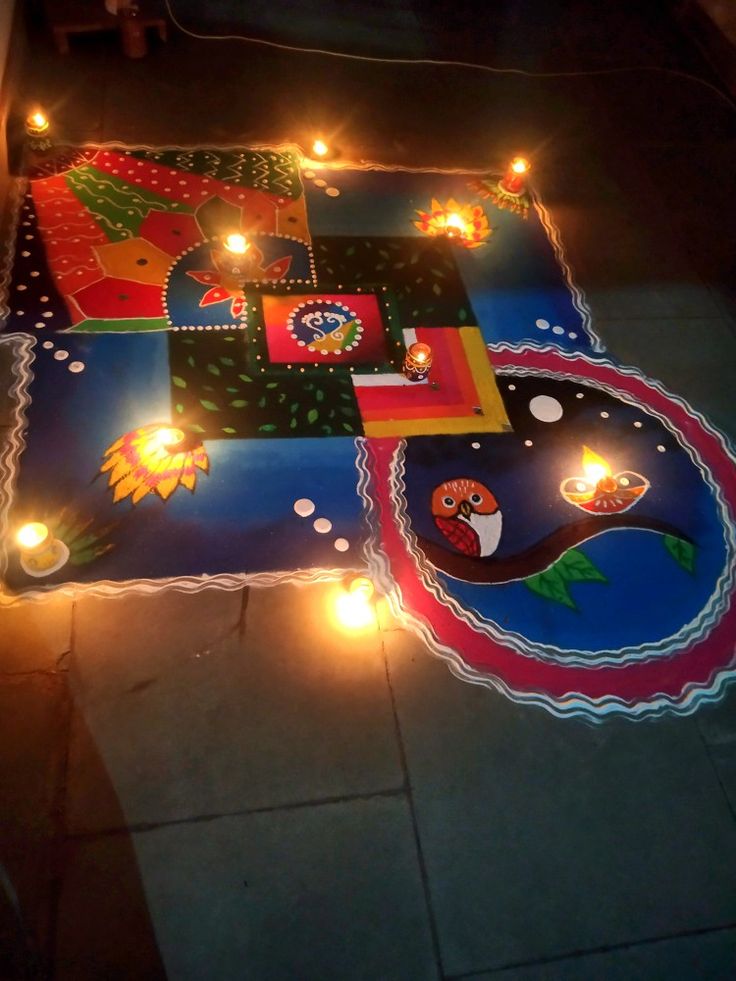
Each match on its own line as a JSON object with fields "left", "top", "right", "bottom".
{"left": 443, "top": 496, "right": 455, "bottom": 508}
{"left": 470, "top": 493, "right": 483, "bottom": 505}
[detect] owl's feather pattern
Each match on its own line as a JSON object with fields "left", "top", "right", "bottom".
{"left": 434, "top": 514, "right": 481, "bottom": 556}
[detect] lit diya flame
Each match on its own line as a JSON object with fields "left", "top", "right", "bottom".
{"left": 26, "top": 109, "right": 49, "bottom": 135}
{"left": 560, "top": 446, "right": 650, "bottom": 515}
{"left": 100, "top": 424, "right": 209, "bottom": 505}
{"left": 413, "top": 198, "right": 491, "bottom": 249}
{"left": 224, "top": 233, "right": 250, "bottom": 255}
{"left": 312, "top": 139, "right": 329, "bottom": 158}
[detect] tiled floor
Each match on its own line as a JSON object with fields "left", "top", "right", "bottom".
{"left": 1, "top": 3, "right": 736, "bottom": 978}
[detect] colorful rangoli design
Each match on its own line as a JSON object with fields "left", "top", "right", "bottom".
{"left": 1, "top": 143, "right": 734, "bottom": 724}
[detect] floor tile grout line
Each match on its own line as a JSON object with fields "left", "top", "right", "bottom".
{"left": 381, "top": 637, "right": 446, "bottom": 981}
{"left": 695, "top": 719, "right": 736, "bottom": 826}
{"left": 64, "top": 785, "right": 409, "bottom": 841}
{"left": 446, "top": 920, "right": 736, "bottom": 979}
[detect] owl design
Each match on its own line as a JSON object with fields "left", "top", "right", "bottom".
{"left": 431, "top": 478, "right": 502, "bottom": 557}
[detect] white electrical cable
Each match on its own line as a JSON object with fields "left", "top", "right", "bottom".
{"left": 164, "top": 0, "right": 736, "bottom": 114}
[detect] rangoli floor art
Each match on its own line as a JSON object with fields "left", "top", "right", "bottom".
{"left": 1, "top": 143, "right": 735, "bottom": 722}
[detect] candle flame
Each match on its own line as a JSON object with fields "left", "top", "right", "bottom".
{"left": 224, "top": 233, "right": 249, "bottom": 255}
{"left": 151, "top": 427, "right": 185, "bottom": 450}
{"left": 334, "top": 576, "right": 376, "bottom": 630}
{"left": 582, "top": 445, "right": 611, "bottom": 483}
{"left": 511, "top": 156, "right": 530, "bottom": 174}
{"left": 312, "top": 139, "right": 329, "bottom": 158}
{"left": 31, "top": 112, "right": 46, "bottom": 127}
{"left": 16, "top": 521, "right": 49, "bottom": 550}
{"left": 445, "top": 212, "right": 467, "bottom": 236}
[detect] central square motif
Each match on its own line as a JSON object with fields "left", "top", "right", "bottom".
{"left": 262, "top": 292, "right": 392, "bottom": 364}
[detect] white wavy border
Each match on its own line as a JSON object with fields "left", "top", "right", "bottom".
{"left": 381, "top": 348, "right": 736, "bottom": 667}
{"left": 356, "top": 438, "right": 736, "bottom": 721}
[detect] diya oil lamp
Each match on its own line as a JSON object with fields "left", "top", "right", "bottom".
{"left": 16, "top": 521, "right": 69, "bottom": 577}
{"left": 217, "top": 233, "right": 252, "bottom": 278}
{"left": 560, "top": 446, "right": 650, "bottom": 515}
{"left": 334, "top": 574, "right": 376, "bottom": 631}
{"left": 311, "top": 139, "right": 329, "bottom": 159}
{"left": 500, "top": 156, "right": 530, "bottom": 195}
{"left": 413, "top": 198, "right": 491, "bottom": 248}
{"left": 403, "top": 342, "right": 433, "bottom": 382}
{"left": 25, "top": 109, "right": 51, "bottom": 151}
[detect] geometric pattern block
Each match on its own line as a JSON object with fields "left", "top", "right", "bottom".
{"left": 262, "top": 293, "right": 391, "bottom": 364}
{"left": 168, "top": 332, "right": 362, "bottom": 439}
{"left": 353, "top": 326, "right": 511, "bottom": 437}
{"left": 312, "top": 236, "right": 477, "bottom": 330}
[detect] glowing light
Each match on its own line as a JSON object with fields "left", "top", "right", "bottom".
{"left": 224, "top": 233, "right": 249, "bottom": 255}
{"left": 312, "top": 139, "right": 329, "bottom": 158}
{"left": 581, "top": 445, "right": 612, "bottom": 484}
{"left": 26, "top": 110, "right": 49, "bottom": 135}
{"left": 334, "top": 576, "right": 376, "bottom": 631}
{"left": 16, "top": 522, "right": 49, "bottom": 551}
{"left": 511, "top": 156, "right": 530, "bottom": 175}
{"left": 445, "top": 212, "right": 468, "bottom": 237}
{"left": 404, "top": 342, "right": 433, "bottom": 381}
{"left": 414, "top": 198, "right": 491, "bottom": 249}
{"left": 151, "top": 427, "right": 185, "bottom": 450}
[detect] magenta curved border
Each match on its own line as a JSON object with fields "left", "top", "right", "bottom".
{"left": 365, "top": 349, "right": 736, "bottom": 716}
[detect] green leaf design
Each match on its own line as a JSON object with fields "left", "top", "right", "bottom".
{"left": 458, "top": 307, "right": 468, "bottom": 322}
{"left": 181, "top": 338, "right": 195, "bottom": 345}
{"left": 188, "top": 423, "right": 206, "bottom": 433}
{"left": 664, "top": 535, "right": 696, "bottom": 574}
{"left": 346, "top": 245, "right": 356, "bottom": 256}
{"left": 226, "top": 386, "right": 239, "bottom": 393}
{"left": 199, "top": 399, "right": 219, "bottom": 411}
{"left": 222, "top": 427, "right": 237, "bottom": 434}
{"left": 186, "top": 355, "right": 195, "bottom": 368}
{"left": 524, "top": 567, "right": 576, "bottom": 609}
{"left": 223, "top": 336, "right": 236, "bottom": 342}
{"left": 339, "top": 392, "right": 353, "bottom": 401}
{"left": 266, "top": 382, "right": 279, "bottom": 389}
{"left": 315, "top": 389, "right": 324, "bottom": 402}
{"left": 290, "top": 402, "right": 299, "bottom": 413}
{"left": 207, "top": 363, "right": 221, "bottom": 376}
{"left": 258, "top": 396, "right": 266, "bottom": 408}
{"left": 172, "top": 375, "right": 187, "bottom": 388}
{"left": 340, "top": 406, "right": 355, "bottom": 416}
{"left": 229, "top": 399, "right": 248, "bottom": 407}
{"left": 432, "top": 282, "right": 442, "bottom": 296}
{"left": 307, "top": 408, "right": 319, "bottom": 424}
{"left": 219, "top": 356, "right": 235, "bottom": 366}
{"left": 259, "top": 423, "right": 277, "bottom": 432}
{"left": 238, "top": 373, "right": 253, "bottom": 383}
{"left": 290, "top": 417, "right": 297, "bottom": 429}
{"left": 175, "top": 403, "right": 184, "bottom": 414}
{"left": 556, "top": 548, "right": 607, "bottom": 583}
{"left": 341, "top": 422, "right": 355, "bottom": 433}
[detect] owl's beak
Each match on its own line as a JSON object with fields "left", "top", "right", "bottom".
{"left": 459, "top": 499, "right": 473, "bottom": 518}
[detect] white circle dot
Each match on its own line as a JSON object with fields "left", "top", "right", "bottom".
{"left": 657, "top": 444, "right": 666, "bottom": 453}
{"left": 529, "top": 395, "right": 563, "bottom": 422}
{"left": 325, "top": 187, "right": 340, "bottom": 197}
{"left": 334, "top": 538, "right": 350, "bottom": 552}
{"left": 54, "top": 350, "right": 69, "bottom": 361}
{"left": 293, "top": 498, "right": 315, "bottom": 517}
{"left": 568, "top": 332, "right": 578, "bottom": 340}
{"left": 634, "top": 421, "right": 643, "bottom": 429}
{"left": 314, "top": 179, "right": 327, "bottom": 188}
{"left": 303, "top": 169, "right": 316, "bottom": 179}
{"left": 42, "top": 311, "right": 53, "bottom": 318}
{"left": 471, "top": 441, "right": 480, "bottom": 449}
{"left": 42, "top": 340, "right": 54, "bottom": 349}
{"left": 34, "top": 322, "right": 44, "bottom": 329}
{"left": 535, "top": 319, "right": 549, "bottom": 330}
{"left": 600, "top": 411, "right": 609, "bottom": 419}
{"left": 524, "top": 439, "right": 533, "bottom": 447}
{"left": 619, "top": 476, "right": 630, "bottom": 487}
{"left": 68, "top": 361, "right": 85, "bottom": 373}
{"left": 507, "top": 383, "right": 516, "bottom": 391}
{"left": 575, "top": 481, "right": 587, "bottom": 491}
{"left": 552, "top": 325, "right": 565, "bottom": 335}
{"left": 313, "top": 517, "right": 332, "bottom": 534}
{"left": 575, "top": 392, "right": 584, "bottom": 399}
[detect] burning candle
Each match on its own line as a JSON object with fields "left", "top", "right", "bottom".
{"left": 25, "top": 109, "right": 51, "bottom": 151}
{"left": 312, "top": 139, "right": 329, "bottom": 159}
{"left": 501, "top": 156, "right": 530, "bottom": 195}
{"left": 16, "top": 521, "right": 69, "bottom": 577}
{"left": 224, "top": 233, "right": 249, "bottom": 255}
{"left": 218, "top": 232, "right": 252, "bottom": 277}
{"left": 403, "top": 342, "right": 433, "bottom": 382}
{"left": 444, "top": 212, "right": 468, "bottom": 239}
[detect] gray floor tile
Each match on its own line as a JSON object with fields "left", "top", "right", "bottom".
{"left": 461, "top": 927, "right": 736, "bottom": 980}
{"left": 698, "top": 686, "right": 736, "bottom": 819}
{"left": 57, "top": 797, "right": 438, "bottom": 981}
{"left": 67, "top": 583, "right": 402, "bottom": 831}
{"left": 385, "top": 630, "right": 736, "bottom": 977}
{"left": 598, "top": 317, "right": 736, "bottom": 441}
{"left": 0, "top": 596, "right": 73, "bottom": 672}
{"left": 0, "top": 674, "right": 66, "bottom": 970}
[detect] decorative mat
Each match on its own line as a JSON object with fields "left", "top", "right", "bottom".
{"left": 2, "top": 143, "right": 734, "bottom": 721}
